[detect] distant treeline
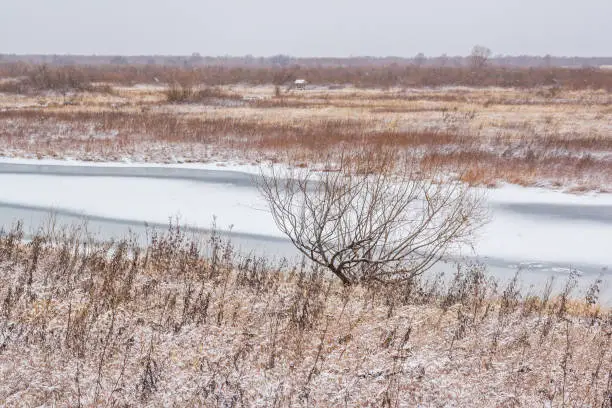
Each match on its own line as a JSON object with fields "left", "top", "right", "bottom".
{"left": 1, "top": 61, "right": 612, "bottom": 91}
{"left": 1, "top": 53, "right": 612, "bottom": 69}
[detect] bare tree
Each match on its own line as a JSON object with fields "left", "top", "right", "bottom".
{"left": 469, "top": 45, "right": 492, "bottom": 69}
{"left": 414, "top": 52, "right": 426, "bottom": 67}
{"left": 258, "top": 159, "right": 485, "bottom": 285}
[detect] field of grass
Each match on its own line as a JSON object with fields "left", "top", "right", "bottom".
{"left": 1, "top": 65, "right": 611, "bottom": 406}
{"left": 0, "top": 222, "right": 610, "bottom": 406}
{"left": 0, "top": 77, "right": 610, "bottom": 191}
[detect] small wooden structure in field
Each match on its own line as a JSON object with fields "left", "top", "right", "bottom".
{"left": 294, "top": 79, "right": 307, "bottom": 90}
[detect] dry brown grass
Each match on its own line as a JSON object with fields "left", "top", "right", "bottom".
{"left": 0, "top": 82, "right": 610, "bottom": 189}
{"left": 0, "top": 65, "right": 95, "bottom": 94}
{"left": 421, "top": 151, "right": 612, "bottom": 189}
{"left": 0, "top": 222, "right": 610, "bottom": 406}
{"left": 165, "top": 83, "right": 243, "bottom": 104}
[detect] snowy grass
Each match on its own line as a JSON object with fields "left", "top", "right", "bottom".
{"left": 0, "top": 84, "right": 611, "bottom": 190}
{"left": 0, "top": 223, "right": 610, "bottom": 406}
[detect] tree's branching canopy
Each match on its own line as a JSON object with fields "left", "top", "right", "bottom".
{"left": 258, "top": 159, "right": 486, "bottom": 285}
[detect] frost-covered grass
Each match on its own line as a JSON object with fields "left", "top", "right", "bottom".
{"left": 0, "top": 85, "right": 611, "bottom": 190}
{"left": 0, "top": 222, "right": 610, "bottom": 407}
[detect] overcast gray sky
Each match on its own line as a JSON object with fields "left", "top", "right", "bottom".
{"left": 1, "top": 0, "right": 610, "bottom": 57}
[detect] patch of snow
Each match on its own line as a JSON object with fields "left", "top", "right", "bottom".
{"left": 0, "top": 173, "right": 282, "bottom": 238}
{"left": 0, "top": 156, "right": 268, "bottom": 176}
{"left": 485, "top": 183, "right": 612, "bottom": 206}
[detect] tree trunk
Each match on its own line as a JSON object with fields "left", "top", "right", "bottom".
{"left": 331, "top": 266, "right": 351, "bottom": 286}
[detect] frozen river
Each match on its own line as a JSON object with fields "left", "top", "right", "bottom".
{"left": 1, "top": 159, "right": 611, "bottom": 302}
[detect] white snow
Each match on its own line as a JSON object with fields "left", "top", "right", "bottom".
{"left": 0, "top": 158, "right": 611, "bottom": 269}
{"left": 0, "top": 156, "right": 267, "bottom": 175}
{"left": 486, "top": 182, "right": 612, "bottom": 206}
{"left": 0, "top": 174, "right": 281, "bottom": 238}
{"left": 476, "top": 209, "right": 611, "bottom": 267}
{"left": 473, "top": 183, "right": 612, "bottom": 266}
